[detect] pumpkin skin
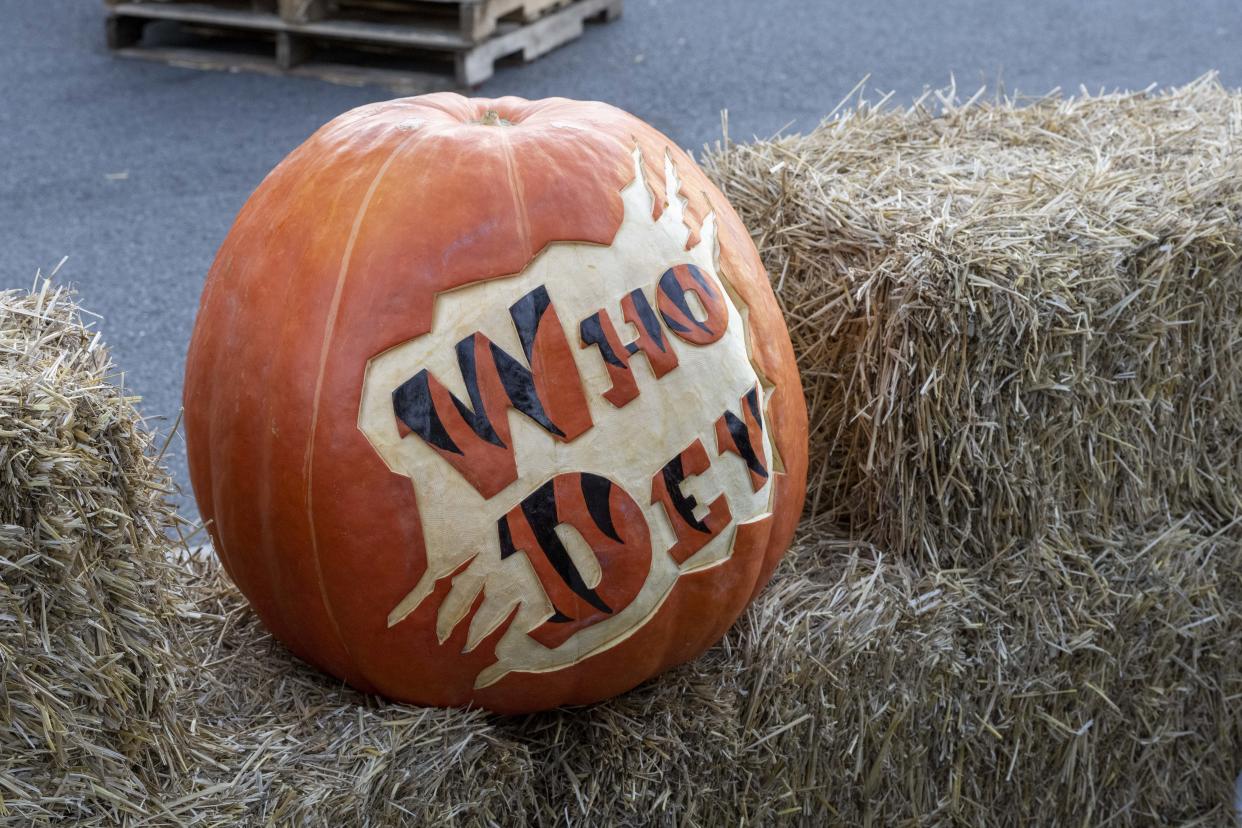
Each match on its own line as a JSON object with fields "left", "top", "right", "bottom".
{"left": 183, "top": 95, "right": 807, "bottom": 713}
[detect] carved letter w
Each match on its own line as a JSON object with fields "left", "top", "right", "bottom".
{"left": 392, "top": 285, "right": 592, "bottom": 499}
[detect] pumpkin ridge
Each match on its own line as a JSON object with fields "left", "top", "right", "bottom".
{"left": 495, "top": 128, "right": 533, "bottom": 259}
{"left": 301, "top": 128, "right": 424, "bottom": 684}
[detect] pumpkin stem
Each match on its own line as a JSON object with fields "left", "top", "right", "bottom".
{"left": 480, "top": 109, "right": 502, "bottom": 126}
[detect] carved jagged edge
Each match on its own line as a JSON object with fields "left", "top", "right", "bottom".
{"left": 414, "top": 554, "right": 523, "bottom": 679}
{"left": 657, "top": 147, "right": 786, "bottom": 490}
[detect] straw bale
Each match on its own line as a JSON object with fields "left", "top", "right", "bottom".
{"left": 0, "top": 279, "right": 187, "bottom": 823}
{"left": 702, "top": 74, "right": 1242, "bottom": 563}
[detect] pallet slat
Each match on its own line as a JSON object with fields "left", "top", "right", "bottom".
{"left": 113, "top": 44, "right": 455, "bottom": 91}
{"left": 106, "top": 0, "right": 621, "bottom": 87}
{"left": 111, "top": 0, "right": 586, "bottom": 42}
{"left": 110, "top": 2, "right": 474, "bottom": 49}
{"left": 281, "top": 0, "right": 574, "bottom": 39}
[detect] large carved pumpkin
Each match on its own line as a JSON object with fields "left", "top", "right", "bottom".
{"left": 184, "top": 95, "right": 807, "bottom": 713}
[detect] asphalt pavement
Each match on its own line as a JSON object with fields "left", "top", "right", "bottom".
{"left": 2, "top": 0, "right": 1240, "bottom": 509}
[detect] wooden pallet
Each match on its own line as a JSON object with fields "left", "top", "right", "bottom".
{"left": 105, "top": 0, "right": 621, "bottom": 87}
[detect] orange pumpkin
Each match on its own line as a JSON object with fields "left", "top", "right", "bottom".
{"left": 183, "top": 95, "right": 807, "bottom": 713}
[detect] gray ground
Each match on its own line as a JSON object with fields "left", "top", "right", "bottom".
{"left": 2, "top": 0, "right": 1240, "bottom": 506}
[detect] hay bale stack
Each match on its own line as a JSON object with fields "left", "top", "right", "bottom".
{"left": 0, "top": 281, "right": 186, "bottom": 823}
{"left": 703, "top": 75, "right": 1242, "bottom": 561}
{"left": 2, "top": 77, "right": 1240, "bottom": 826}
